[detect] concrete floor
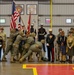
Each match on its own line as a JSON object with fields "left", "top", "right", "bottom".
{"left": 0, "top": 61, "right": 74, "bottom": 75}
{"left": 0, "top": 50, "right": 49, "bottom": 75}
{"left": 0, "top": 48, "right": 74, "bottom": 75}
{"left": 0, "top": 62, "right": 34, "bottom": 75}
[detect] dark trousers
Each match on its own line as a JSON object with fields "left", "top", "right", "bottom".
{"left": 47, "top": 46, "right": 54, "bottom": 62}
{"left": 69, "top": 56, "right": 72, "bottom": 63}
{"left": 0, "top": 48, "right": 1, "bottom": 60}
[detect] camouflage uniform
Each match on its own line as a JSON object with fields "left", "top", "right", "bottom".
{"left": 67, "top": 31, "right": 74, "bottom": 63}
{"left": 19, "top": 41, "right": 43, "bottom": 63}
{"left": 11, "top": 31, "right": 26, "bottom": 62}
{"left": 21, "top": 36, "right": 35, "bottom": 61}
{"left": 0, "top": 27, "right": 6, "bottom": 53}
{"left": 2, "top": 29, "right": 18, "bottom": 61}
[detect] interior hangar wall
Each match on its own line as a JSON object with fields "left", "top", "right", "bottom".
{"left": 0, "top": 0, "right": 74, "bottom": 37}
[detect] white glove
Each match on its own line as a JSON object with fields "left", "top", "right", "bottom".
{"left": 46, "top": 43, "right": 49, "bottom": 46}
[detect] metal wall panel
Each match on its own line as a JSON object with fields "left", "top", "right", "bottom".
{"left": 39, "top": 4, "right": 74, "bottom": 15}
{"left": 0, "top": 4, "right": 12, "bottom": 15}
{"left": 53, "top": 0, "right": 74, "bottom": 3}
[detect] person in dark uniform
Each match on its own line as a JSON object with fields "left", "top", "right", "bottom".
{"left": 38, "top": 23, "right": 47, "bottom": 53}
{"left": 46, "top": 28, "right": 55, "bottom": 62}
{"left": 0, "top": 36, "right": 3, "bottom": 61}
{"left": 30, "top": 24, "right": 36, "bottom": 41}
{"left": 30, "top": 24, "right": 36, "bottom": 34}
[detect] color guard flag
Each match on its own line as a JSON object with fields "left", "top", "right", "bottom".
{"left": 27, "top": 12, "right": 31, "bottom": 34}
{"left": 10, "top": 1, "right": 19, "bottom": 29}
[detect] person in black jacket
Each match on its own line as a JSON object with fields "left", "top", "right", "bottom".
{"left": 30, "top": 24, "right": 36, "bottom": 34}
{"left": 30, "top": 24, "right": 36, "bottom": 41}
{"left": 46, "top": 28, "right": 55, "bottom": 62}
{"left": 57, "top": 31, "right": 67, "bottom": 62}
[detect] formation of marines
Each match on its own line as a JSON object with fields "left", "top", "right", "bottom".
{"left": 0, "top": 25, "right": 74, "bottom": 63}
{"left": 0, "top": 27, "right": 44, "bottom": 63}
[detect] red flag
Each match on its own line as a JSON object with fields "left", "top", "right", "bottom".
{"left": 10, "top": 1, "right": 19, "bottom": 29}
{"left": 27, "top": 12, "right": 31, "bottom": 34}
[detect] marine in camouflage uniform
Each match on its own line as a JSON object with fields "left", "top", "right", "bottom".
{"left": 2, "top": 29, "right": 18, "bottom": 61}
{"left": 67, "top": 31, "right": 74, "bottom": 63}
{"left": 11, "top": 31, "right": 26, "bottom": 62}
{"left": 0, "top": 27, "right": 6, "bottom": 54}
{"left": 19, "top": 41, "right": 43, "bottom": 63}
{"left": 21, "top": 34, "right": 35, "bottom": 61}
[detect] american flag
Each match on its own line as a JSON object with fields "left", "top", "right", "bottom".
{"left": 10, "top": 1, "right": 19, "bottom": 29}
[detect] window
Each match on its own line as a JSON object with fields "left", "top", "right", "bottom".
{"left": 66, "top": 19, "right": 72, "bottom": 24}
{"left": 0, "top": 19, "right": 6, "bottom": 24}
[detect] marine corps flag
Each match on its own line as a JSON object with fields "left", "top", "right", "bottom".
{"left": 10, "top": 1, "right": 19, "bottom": 29}
{"left": 27, "top": 12, "right": 31, "bottom": 34}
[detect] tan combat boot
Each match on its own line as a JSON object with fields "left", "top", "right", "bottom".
{"left": 19, "top": 56, "right": 25, "bottom": 63}
{"left": 28, "top": 55, "right": 33, "bottom": 62}
{"left": 2, "top": 55, "right": 7, "bottom": 62}
{"left": 38, "top": 57, "right": 43, "bottom": 62}
{"left": 10, "top": 56, "right": 15, "bottom": 63}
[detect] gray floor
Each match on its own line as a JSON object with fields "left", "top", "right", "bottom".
{"left": 0, "top": 62, "right": 33, "bottom": 75}
{"left": 0, "top": 50, "right": 33, "bottom": 75}
{"left": 0, "top": 48, "right": 74, "bottom": 75}
{"left": 1, "top": 60, "right": 73, "bottom": 75}
{"left": 0, "top": 49, "right": 48, "bottom": 75}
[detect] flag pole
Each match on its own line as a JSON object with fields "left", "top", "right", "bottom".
{"left": 50, "top": 0, "right": 53, "bottom": 29}
{"left": 21, "top": 16, "right": 26, "bottom": 30}
{"left": 27, "top": 10, "right": 31, "bottom": 34}
{"left": 20, "top": 16, "right": 25, "bottom": 26}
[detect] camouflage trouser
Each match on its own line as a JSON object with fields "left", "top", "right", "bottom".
{"left": 3, "top": 44, "right": 13, "bottom": 56}
{"left": 22, "top": 49, "right": 28, "bottom": 56}
{"left": 19, "top": 45, "right": 42, "bottom": 62}
{"left": 2, "top": 41, "right": 13, "bottom": 61}
{"left": 57, "top": 46, "right": 61, "bottom": 61}
{"left": 22, "top": 43, "right": 31, "bottom": 59}
{"left": 12, "top": 44, "right": 19, "bottom": 57}
{"left": 55, "top": 46, "right": 59, "bottom": 61}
